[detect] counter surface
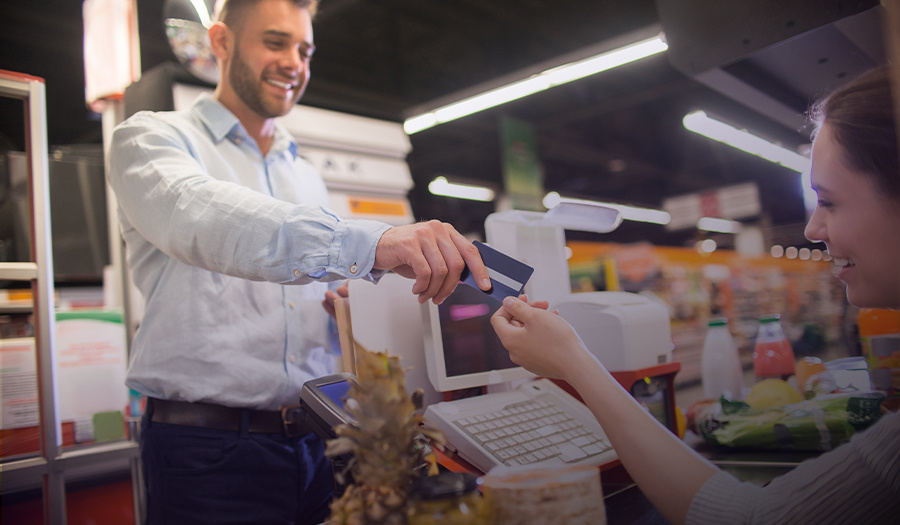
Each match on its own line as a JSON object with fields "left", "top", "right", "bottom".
{"left": 435, "top": 432, "right": 815, "bottom": 524}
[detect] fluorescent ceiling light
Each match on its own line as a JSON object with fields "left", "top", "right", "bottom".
{"left": 428, "top": 177, "right": 496, "bottom": 202}
{"left": 189, "top": 0, "right": 213, "bottom": 28}
{"left": 682, "top": 110, "right": 810, "bottom": 172}
{"left": 543, "top": 192, "right": 670, "bottom": 225}
{"left": 697, "top": 216, "right": 742, "bottom": 234}
{"left": 405, "top": 35, "right": 668, "bottom": 134}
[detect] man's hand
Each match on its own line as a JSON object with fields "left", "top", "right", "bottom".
{"left": 373, "top": 220, "right": 490, "bottom": 304}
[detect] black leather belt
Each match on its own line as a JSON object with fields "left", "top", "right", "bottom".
{"left": 148, "top": 398, "right": 310, "bottom": 437}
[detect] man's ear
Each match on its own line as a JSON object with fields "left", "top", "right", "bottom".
{"left": 208, "top": 21, "right": 232, "bottom": 62}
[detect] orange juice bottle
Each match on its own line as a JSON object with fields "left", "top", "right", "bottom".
{"left": 858, "top": 309, "right": 900, "bottom": 396}
{"left": 753, "top": 314, "right": 795, "bottom": 380}
{"left": 858, "top": 309, "right": 900, "bottom": 357}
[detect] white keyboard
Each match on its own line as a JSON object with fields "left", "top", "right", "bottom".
{"left": 423, "top": 379, "right": 617, "bottom": 473}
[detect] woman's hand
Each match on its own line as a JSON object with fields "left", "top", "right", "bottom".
{"left": 322, "top": 281, "right": 349, "bottom": 319}
{"left": 491, "top": 295, "right": 587, "bottom": 379}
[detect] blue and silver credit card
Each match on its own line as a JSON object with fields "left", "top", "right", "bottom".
{"left": 458, "top": 241, "right": 534, "bottom": 302}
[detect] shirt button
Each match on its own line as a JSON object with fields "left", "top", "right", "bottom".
{"left": 289, "top": 355, "right": 296, "bottom": 364}
{"left": 349, "top": 264, "right": 358, "bottom": 274}
{"left": 293, "top": 269, "right": 301, "bottom": 277}
{"left": 289, "top": 301, "right": 296, "bottom": 309}
{"left": 234, "top": 137, "right": 242, "bottom": 144}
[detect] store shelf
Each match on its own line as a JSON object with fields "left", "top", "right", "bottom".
{"left": 0, "top": 262, "right": 39, "bottom": 281}
{"left": 0, "top": 68, "right": 63, "bottom": 524}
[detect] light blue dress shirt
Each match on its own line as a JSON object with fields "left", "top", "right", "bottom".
{"left": 107, "top": 94, "right": 391, "bottom": 410}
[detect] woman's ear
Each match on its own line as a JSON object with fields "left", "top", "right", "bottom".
{"left": 208, "top": 21, "right": 232, "bottom": 62}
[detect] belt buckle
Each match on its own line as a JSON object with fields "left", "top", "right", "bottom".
{"left": 280, "top": 404, "right": 306, "bottom": 437}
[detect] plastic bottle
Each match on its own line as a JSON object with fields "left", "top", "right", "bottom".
{"left": 858, "top": 308, "right": 900, "bottom": 358}
{"left": 752, "top": 314, "right": 795, "bottom": 381}
{"left": 858, "top": 308, "right": 900, "bottom": 396}
{"left": 701, "top": 318, "right": 745, "bottom": 401}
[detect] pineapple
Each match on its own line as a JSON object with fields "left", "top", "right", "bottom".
{"left": 325, "top": 343, "right": 443, "bottom": 525}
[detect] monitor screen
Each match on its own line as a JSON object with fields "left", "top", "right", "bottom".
{"left": 421, "top": 284, "right": 535, "bottom": 392}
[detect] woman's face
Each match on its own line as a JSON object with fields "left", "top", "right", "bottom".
{"left": 805, "top": 123, "right": 900, "bottom": 309}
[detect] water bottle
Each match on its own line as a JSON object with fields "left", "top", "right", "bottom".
{"left": 701, "top": 318, "right": 744, "bottom": 401}
{"left": 753, "top": 314, "right": 795, "bottom": 381}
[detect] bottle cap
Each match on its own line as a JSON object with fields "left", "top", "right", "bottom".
{"left": 759, "top": 314, "right": 781, "bottom": 323}
{"left": 708, "top": 318, "right": 728, "bottom": 327}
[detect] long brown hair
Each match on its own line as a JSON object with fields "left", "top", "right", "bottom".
{"left": 809, "top": 66, "right": 900, "bottom": 199}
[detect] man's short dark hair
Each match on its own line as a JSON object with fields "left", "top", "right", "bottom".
{"left": 215, "top": 0, "right": 319, "bottom": 30}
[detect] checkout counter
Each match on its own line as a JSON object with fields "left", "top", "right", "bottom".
{"left": 338, "top": 208, "right": 814, "bottom": 523}
{"left": 422, "top": 389, "right": 815, "bottom": 525}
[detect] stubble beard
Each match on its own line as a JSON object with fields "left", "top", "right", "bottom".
{"left": 229, "top": 46, "right": 297, "bottom": 119}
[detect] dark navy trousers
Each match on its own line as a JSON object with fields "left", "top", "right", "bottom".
{"left": 140, "top": 408, "right": 333, "bottom": 524}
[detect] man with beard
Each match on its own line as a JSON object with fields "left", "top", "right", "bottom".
{"left": 107, "top": 1, "right": 490, "bottom": 523}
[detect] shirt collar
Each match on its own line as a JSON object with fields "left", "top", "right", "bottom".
{"left": 191, "top": 93, "right": 299, "bottom": 159}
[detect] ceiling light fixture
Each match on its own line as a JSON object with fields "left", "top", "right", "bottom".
{"left": 428, "top": 176, "right": 496, "bottom": 202}
{"left": 543, "top": 192, "right": 671, "bottom": 225}
{"left": 189, "top": 0, "right": 213, "bottom": 28}
{"left": 682, "top": 110, "right": 810, "bottom": 172}
{"left": 697, "top": 216, "right": 742, "bottom": 234}
{"left": 404, "top": 35, "right": 668, "bottom": 134}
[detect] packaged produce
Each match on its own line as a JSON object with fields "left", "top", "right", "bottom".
{"left": 695, "top": 392, "right": 885, "bottom": 451}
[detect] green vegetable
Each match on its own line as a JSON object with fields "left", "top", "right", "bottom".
{"left": 697, "top": 393, "right": 885, "bottom": 451}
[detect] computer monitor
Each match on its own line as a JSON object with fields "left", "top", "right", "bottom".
{"left": 421, "top": 284, "right": 536, "bottom": 393}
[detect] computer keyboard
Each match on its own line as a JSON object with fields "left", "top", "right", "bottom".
{"left": 423, "top": 379, "right": 618, "bottom": 473}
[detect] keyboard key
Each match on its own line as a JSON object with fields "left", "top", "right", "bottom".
{"left": 558, "top": 443, "right": 587, "bottom": 462}
{"left": 547, "top": 433, "right": 566, "bottom": 444}
{"left": 536, "top": 424, "right": 561, "bottom": 437}
{"left": 582, "top": 444, "right": 607, "bottom": 456}
{"left": 571, "top": 435, "right": 593, "bottom": 447}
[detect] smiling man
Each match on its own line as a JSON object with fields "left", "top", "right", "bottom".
{"left": 212, "top": 0, "right": 315, "bottom": 152}
{"left": 107, "top": 1, "right": 489, "bottom": 523}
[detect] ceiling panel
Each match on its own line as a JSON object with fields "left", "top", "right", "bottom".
{"left": 0, "top": 0, "right": 888, "bottom": 248}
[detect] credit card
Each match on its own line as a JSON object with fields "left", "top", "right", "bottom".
{"left": 459, "top": 241, "right": 534, "bottom": 302}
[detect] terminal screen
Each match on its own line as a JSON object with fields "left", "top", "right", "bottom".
{"left": 437, "top": 284, "right": 518, "bottom": 378}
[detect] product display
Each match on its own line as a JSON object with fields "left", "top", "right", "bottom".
{"left": 695, "top": 391, "right": 885, "bottom": 451}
